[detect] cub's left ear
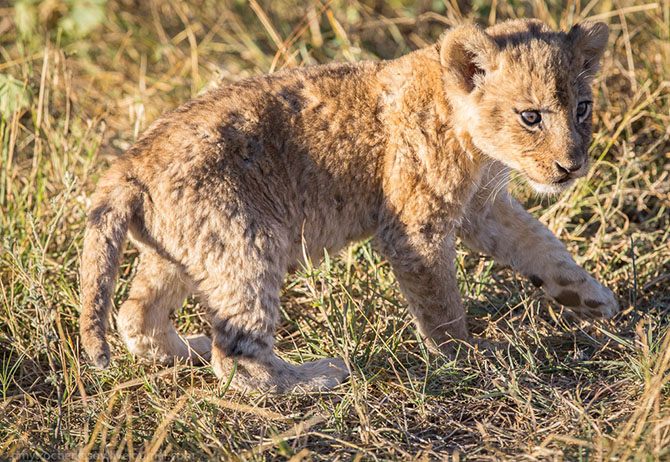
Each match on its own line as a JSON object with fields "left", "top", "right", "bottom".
{"left": 568, "top": 21, "right": 609, "bottom": 74}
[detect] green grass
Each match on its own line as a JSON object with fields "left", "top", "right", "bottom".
{"left": 1, "top": 0, "right": 669, "bottom": 460}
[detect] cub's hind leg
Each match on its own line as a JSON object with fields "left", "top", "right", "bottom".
{"left": 198, "top": 236, "right": 347, "bottom": 393}
{"left": 117, "top": 249, "right": 211, "bottom": 364}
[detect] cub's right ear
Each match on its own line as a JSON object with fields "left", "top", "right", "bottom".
{"left": 439, "top": 25, "right": 499, "bottom": 94}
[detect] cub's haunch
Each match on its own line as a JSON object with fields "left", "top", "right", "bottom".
{"left": 80, "top": 19, "right": 618, "bottom": 392}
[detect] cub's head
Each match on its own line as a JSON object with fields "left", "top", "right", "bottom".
{"left": 439, "top": 19, "right": 608, "bottom": 193}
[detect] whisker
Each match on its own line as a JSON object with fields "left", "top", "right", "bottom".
{"left": 485, "top": 172, "right": 511, "bottom": 205}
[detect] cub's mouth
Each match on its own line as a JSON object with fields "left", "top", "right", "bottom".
{"left": 522, "top": 170, "right": 580, "bottom": 194}
{"left": 521, "top": 161, "right": 589, "bottom": 195}
{"left": 526, "top": 177, "right": 575, "bottom": 194}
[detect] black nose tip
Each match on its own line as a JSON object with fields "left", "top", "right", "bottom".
{"left": 555, "top": 161, "right": 583, "bottom": 175}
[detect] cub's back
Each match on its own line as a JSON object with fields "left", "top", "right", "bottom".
{"left": 110, "top": 61, "right": 388, "bottom": 259}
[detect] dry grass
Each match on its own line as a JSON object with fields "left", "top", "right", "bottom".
{"left": 1, "top": 0, "right": 669, "bottom": 460}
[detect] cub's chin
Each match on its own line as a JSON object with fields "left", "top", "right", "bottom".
{"left": 525, "top": 177, "right": 575, "bottom": 195}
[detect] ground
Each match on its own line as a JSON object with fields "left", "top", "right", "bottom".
{"left": 0, "top": 0, "right": 669, "bottom": 460}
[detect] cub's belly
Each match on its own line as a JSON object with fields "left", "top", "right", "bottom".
{"left": 286, "top": 199, "right": 378, "bottom": 270}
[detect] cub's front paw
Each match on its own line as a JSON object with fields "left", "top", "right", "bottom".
{"left": 546, "top": 271, "right": 619, "bottom": 320}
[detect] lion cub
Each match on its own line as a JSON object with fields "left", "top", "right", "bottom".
{"left": 81, "top": 19, "right": 618, "bottom": 392}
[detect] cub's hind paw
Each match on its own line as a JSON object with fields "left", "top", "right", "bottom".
{"left": 122, "top": 331, "right": 212, "bottom": 366}
{"left": 213, "top": 353, "right": 348, "bottom": 394}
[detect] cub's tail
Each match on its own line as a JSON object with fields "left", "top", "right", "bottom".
{"left": 80, "top": 169, "right": 141, "bottom": 368}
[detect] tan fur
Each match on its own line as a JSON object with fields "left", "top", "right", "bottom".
{"left": 80, "top": 19, "right": 617, "bottom": 393}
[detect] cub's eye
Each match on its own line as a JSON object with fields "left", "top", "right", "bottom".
{"left": 520, "top": 110, "right": 541, "bottom": 127}
{"left": 576, "top": 101, "right": 592, "bottom": 123}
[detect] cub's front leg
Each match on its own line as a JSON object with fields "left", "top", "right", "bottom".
{"left": 460, "top": 185, "right": 618, "bottom": 319}
{"left": 375, "top": 210, "right": 471, "bottom": 354}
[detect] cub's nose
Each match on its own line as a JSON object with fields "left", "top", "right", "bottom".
{"left": 555, "top": 160, "right": 583, "bottom": 175}
{"left": 555, "top": 160, "right": 584, "bottom": 182}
